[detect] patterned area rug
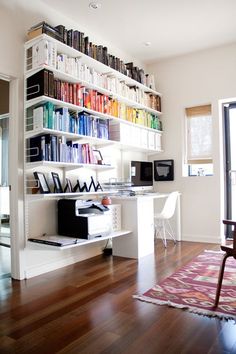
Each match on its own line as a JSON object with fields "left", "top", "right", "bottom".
{"left": 133, "top": 250, "right": 236, "bottom": 321}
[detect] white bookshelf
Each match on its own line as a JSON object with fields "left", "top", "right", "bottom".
{"left": 23, "top": 29, "right": 163, "bottom": 255}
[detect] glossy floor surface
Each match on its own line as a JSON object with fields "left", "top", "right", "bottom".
{"left": 0, "top": 240, "right": 236, "bottom": 354}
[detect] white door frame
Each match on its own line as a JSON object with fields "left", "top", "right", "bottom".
{"left": 1, "top": 73, "right": 24, "bottom": 279}
{"left": 219, "top": 97, "right": 236, "bottom": 241}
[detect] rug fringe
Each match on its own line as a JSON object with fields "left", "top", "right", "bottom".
{"left": 133, "top": 295, "right": 236, "bottom": 322}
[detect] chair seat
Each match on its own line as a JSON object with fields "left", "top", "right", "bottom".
{"left": 221, "top": 244, "right": 236, "bottom": 257}
{"left": 214, "top": 219, "right": 236, "bottom": 307}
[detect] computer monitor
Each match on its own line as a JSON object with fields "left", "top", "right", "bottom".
{"left": 130, "top": 161, "right": 153, "bottom": 191}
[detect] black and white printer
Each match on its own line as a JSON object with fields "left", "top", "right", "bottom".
{"left": 57, "top": 199, "right": 111, "bottom": 239}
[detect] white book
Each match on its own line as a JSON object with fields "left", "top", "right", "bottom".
{"left": 33, "top": 106, "right": 44, "bottom": 130}
{"left": 32, "top": 39, "right": 49, "bottom": 68}
{"left": 48, "top": 41, "right": 57, "bottom": 68}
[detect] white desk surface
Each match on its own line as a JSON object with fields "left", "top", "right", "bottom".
{"left": 111, "top": 192, "right": 170, "bottom": 200}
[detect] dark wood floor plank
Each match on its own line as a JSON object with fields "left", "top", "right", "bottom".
{"left": 0, "top": 240, "right": 235, "bottom": 354}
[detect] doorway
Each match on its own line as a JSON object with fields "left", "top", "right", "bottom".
{"left": 0, "top": 78, "right": 10, "bottom": 277}
{"left": 223, "top": 102, "right": 236, "bottom": 238}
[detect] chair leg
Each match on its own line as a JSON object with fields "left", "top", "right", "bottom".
{"left": 166, "top": 220, "right": 176, "bottom": 244}
{"left": 162, "top": 220, "right": 167, "bottom": 248}
{"left": 214, "top": 253, "right": 230, "bottom": 307}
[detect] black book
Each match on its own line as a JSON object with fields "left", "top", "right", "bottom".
{"left": 93, "top": 44, "right": 97, "bottom": 60}
{"left": 84, "top": 36, "right": 89, "bottom": 55}
{"left": 132, "top": 67, "right": 139, "bottom": 82}
{"left": 111, "top": 56, "right": 115, "bottom": 70}
{"left": 55, "top": 25, "right": 68, "bottom": 44}
{"left": 97, "top": 45, "right": 103, "bottom": 62}
{"left": 73, "top": 30, "right": 79, "bottom": 51}
{"left": 51, "top": 135, "right": 58, "bottom": 162}
{"left": 48, "top": 71, "right": 55, "bottom": 98}
{"left": 55, "top": 24, "right": 66, "bottom": 43}
{"left": 79, "top": 32, "right": 85, "bottom": 53}
{"left": 89, "top": 42, "right": 93, "bottom": 57}
{"left": 125, "top": 62, "right": 134, "bottom": 70}
{"left": 103, "top": 47, "right": 108, "bottom": 65}
{"left": 26, "top": 69, "right": 49, "bottom": 100}
{"left": 67, "top": 29, "right": 73, "bottom": 47}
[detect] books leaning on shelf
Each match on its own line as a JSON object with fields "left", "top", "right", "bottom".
{"left": 26, "top": 104, "right": 110, "bottom": 138}
{"left": 28, "top": 235, "right": 83, "bottom": 247}
{"left": 27, "top": 135, "right": 100, "bottom": 164}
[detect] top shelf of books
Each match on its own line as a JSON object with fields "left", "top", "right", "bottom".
{"left": 25, "top": 32, "right": 162, "bottom": 98}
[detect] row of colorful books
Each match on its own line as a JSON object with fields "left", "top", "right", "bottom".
{"left": 28, "top": 134, "right": 98, "bottom": 164}
{"left": 26, "top": 69, "right": 162, "bottom": 125}
{"left": 27, "top": 103, "right": 109, "bottom": 139}
{"left": 27, "top": 102, "right": 162, "bottom": 137}
{"left": 27, "top": 21, "right": 156, "bottom": 89}
{"left": 28, "top": 40, "right": 161, "bottom": 110}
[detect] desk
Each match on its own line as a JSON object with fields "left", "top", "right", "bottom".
{"left": 111, "top": 192, "right": 181, "bottom": 259}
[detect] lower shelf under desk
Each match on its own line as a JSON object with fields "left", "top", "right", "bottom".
{"left": 27, "top": 230, "right": 132, "bottom": 250}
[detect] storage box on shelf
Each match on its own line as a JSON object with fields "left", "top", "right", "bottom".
{"left": 109, "top": 121, "right": 162, "bottom": 152}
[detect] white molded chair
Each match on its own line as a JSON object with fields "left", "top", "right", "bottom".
{"left": 154, "top": 191, "right": 179, "bottom": 248}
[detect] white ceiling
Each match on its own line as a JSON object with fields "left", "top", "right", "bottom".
{"left": 40, "top": 0, "right": 236, "bottom": 64}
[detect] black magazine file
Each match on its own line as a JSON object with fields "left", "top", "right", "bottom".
{"left": 154, "top": 159, "right": 174, "bottom": 181}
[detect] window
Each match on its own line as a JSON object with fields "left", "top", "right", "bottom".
{"left": 185, "top": 104, "right": 213, "bottom": 176}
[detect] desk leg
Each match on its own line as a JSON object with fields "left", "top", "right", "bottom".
{"left": 176, "top": 194, "right": 181, "bottom": 241}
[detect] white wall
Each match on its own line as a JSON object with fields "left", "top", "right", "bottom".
{"left": 148, "top": 43, "right": 236, "bottom": 243}
{"left": 0, "top": 0, "right": 146, "bottom": 279}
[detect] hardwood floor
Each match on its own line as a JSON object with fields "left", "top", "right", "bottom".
{"left": 0, "top": 240, "right": 236, "bottom": 354}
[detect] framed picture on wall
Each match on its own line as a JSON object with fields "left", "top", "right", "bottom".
{"left": 154, "top": 159, "right": 174, "bottom": 181}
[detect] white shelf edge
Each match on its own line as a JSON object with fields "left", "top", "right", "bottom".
{"left": 25, "top": 127, "right": 163, "bottom": 154}
{"left": 25, "top": 96, "right": 163, "bottom": 134}
{"left": 26, "top": 190, "right": 119, "bottom": 200}
{"left": 25, "top": 65, "right": 162, "bottom": 116}
{"left": 27, "top": 230, "right": 131, "bottom": 249}
{"left": 25, "top": 128, "right": 113, "bottom": 146}
{"left": 24, "top": 33, "right": 162, "bottom": 97}
{"left": 25, "top": 161, "right": 114, "bottom": 170}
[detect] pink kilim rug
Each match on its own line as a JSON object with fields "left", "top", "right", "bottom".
{"left": 133, "top": 250, "right": 236, "bottom": 320}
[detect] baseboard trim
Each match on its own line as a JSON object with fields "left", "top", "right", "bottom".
{"left": 24, "top": 248, "right": 103, "bottom": 279}
{"left": 155, "top": 234, "right": 221, "bottom": 244}
{"left": 181, "top": 234, "right": 221, "bottom": 244}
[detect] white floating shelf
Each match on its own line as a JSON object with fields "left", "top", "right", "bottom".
{"left": 25, "top": 160, "right": 114, "bottom": 170}
{"left": 26, "top": 190, "right": 119, "bottom": 201}
{"left": 27, "top": 230, "right": 131, "bottom": 250}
